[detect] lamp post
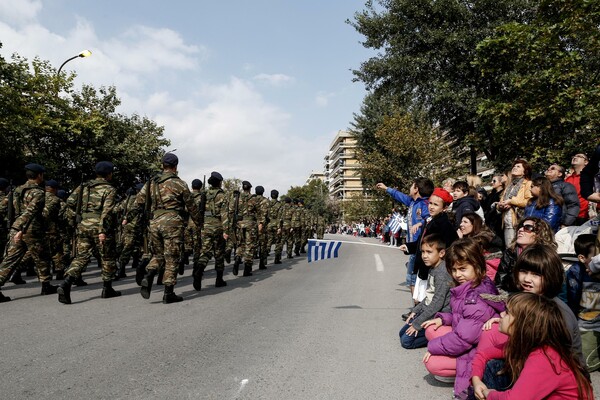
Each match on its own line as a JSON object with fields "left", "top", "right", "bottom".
{"left": 57, "top": 49, "right": 92, "bottom": 76}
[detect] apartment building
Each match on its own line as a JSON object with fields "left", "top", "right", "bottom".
{"left": 324, "top": 130, "right": 363, "bottom": 200}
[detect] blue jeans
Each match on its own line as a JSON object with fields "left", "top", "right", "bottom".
{"left": 406, "top": 254, "right": 417, "bottom": 286}
{"left": 399, "top": 323, "right": 428, "bottom": 349}
{"left": 483, "top": 359, "right": 511, "bottom": 390}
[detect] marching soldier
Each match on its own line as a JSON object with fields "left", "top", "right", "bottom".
{"left": 134, "top": 153, "right": 202, "bottom": 304}
{"left": 115, "top": 184, "right": 144, "bottom": 279}
{"left": 58, "top": 161, "right": 120, "bottom": 304}
{"left": 192, "top": 171, "right": 228, "bottom": 290}
{"left": 0, "top": 178, "right": 9, "bottom": 262}
{"left": 43, "top": 180, "right": 64, "bottom": 278}
{"left": 189, "top": 178, "right": 203, "bottom": 274}
{"left": 316, "top": 212, "right": 326, "bottom": 239}
{"left": 0, "top": 164, "right": 58, "bottom": 302}
{"left": 267, "top": 190, "right": 284, "bottom": 264}
{"left": 255, "top": 186, "right": 270, "bottom": 270}
{"left": 291, "top": 199, "right": 302, "bottom": 256}
{"left": 230, "top": 181, "right": 264, "bottom": 277}
{"left": 281, "top": 197, "right": 294, "bottom": 259}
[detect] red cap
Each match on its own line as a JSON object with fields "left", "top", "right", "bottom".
{"left": 431, "top": 188, "right": 453, "bottom": 205}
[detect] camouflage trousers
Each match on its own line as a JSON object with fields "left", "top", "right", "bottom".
{"left": 190, "top": 227, "right": 201, "bottom": 265}
{"left": 46, "top": 234, "right": 66, "bottom": 272}
{"left": 118, "top": 225, "right": 142, "bottom": 266}
{"left": 267, "top": 226, "right": 282, "bottom": 257}
{"left": 281, "top": 226, "right": 294, "bottom": 256}
{"left": 291, "top": 226, "right": 302, "bottom": 253}
{"left": 0, "top": 230, "right": 51, "bottom": 286}
{"left": 0, "top": 228, "right": 8, "bottom": 263}
{"left": 316, "top": 227, "right": 325, "bottom": 240}
{"left": 257, "top": 228, "right": 269, "bottom": 262}
{"left": 65, "top": 226, "right": 117, "bottom": 282}
{"left": 236, "top": 222, "right": 257, "bottom": 265}
{"left": 197, "top": 226, "right": 225, "bottom": 273}
{"left": 146, "top": 213, "right": 184, "bottom": 286}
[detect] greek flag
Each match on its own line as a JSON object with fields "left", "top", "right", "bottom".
{"left": 388, "top": 215, "right": 402, "bottom": 234}
{"left": 307, "top": 240, "right": 342, "bottom": 263}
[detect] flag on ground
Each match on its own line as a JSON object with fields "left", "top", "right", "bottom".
{"left": 307, "top": 240, "right": 342, "bottom": 263}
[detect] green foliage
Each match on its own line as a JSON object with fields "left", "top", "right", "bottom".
{"left": 0, "top": 45, "right": 170, "bottom": 192}
{"left": 285, "top": 179, "right": 329, "bottom": 213}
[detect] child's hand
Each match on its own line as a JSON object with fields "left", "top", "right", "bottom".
{"left": 406, "top": 312, "right": 416, "bottom": 323}
{"left": 482, "top": 317, "right": 500, "bottom": 331}
{"left": 421, "top": 317, "right": 442, "bottom": 330}
{"left": 399, "top": 244, "right": 408, "bottom": 252}
{"left": 482, "top": 388, "right": 496, "bottom": 399}
{"left": 422, "top": 351, "right": 432, "bottom": 363}
{"left": 405, "top": 325, "right": 418, "bottom": 336}
{"left": 472, "top": 376, "right": 488, "bottom": 400}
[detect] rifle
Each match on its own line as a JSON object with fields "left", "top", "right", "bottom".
{"left": 71, "top": 181, "right": 85, "bottom": 256}
{"left": 136, "top": 176, "right": 153, "bottom": 285}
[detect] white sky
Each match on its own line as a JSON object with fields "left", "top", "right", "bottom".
{"left": 0, "top": 0, "right": 373, "bottom": 193}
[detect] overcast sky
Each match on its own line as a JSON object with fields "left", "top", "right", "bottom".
{"left": 0, "top": 0, "right": 373, "bottom": 193}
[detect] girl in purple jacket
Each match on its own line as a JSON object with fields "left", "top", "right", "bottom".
{"left": 421, "top": 238, "right": 505, "bottom": 399}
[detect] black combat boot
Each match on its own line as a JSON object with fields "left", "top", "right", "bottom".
{"left": 58, "top": 275, "right": 76, "bottom": 304}
{"left": 41, "top": 281, "right": 58, "bottom": 295}
{"left": 9, "top": 269, "right": 26, "bottom": 285}
{"left": 156, "top": 269, "right": 164, "bottom": 286}
{"left": 274, "top": 254, "right": 282, "bottom": 264}
{"left": 287, "top": 252, "right": 293, "bottom": 259}
{"left": 140, "top": 269, "right": 157, "bottom": 299}
{"left": 26, "top": 263, "right": 36, "bottom": 277}
{"left": 55, "top": 270, "right": 64, "bottom": 280}
{"left": 215, "top": 270, "right": 227, "bottom": 287}
{"left": 232, "top": 256, "right": 241, "bottom": 276}
{"left": 131, "top": 255, "right": 140, "bottom": 270}
{"left": 116, "top": 261, "right": 127, "bottom": 280}
{"left": 192, "top": 263, "right": 202, "bottom": 291}
{"left": 224, "top": 249, "right": 232, "bottom": 264}
{"left": 0, "top": 289, "right": 10, "bottom": 303}
{"left": 258, "top": 258, "right": 267, "bottom": 270}
{"left": 73, "top": 275, "right": 88, "bottom": 286}
{"left": 162, "top": 285, "right": 183, "bottom": 304}
{"left": 243, "top": 262, "right": 253, "bottom": 277}
{"left": 101, "top": 280, "right": 122, "bottom": 299}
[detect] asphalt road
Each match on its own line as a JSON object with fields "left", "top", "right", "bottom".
{"left": 1, "top": 234, "right": 599, "bottom": 399}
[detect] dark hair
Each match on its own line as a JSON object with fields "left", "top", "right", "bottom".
{"left": 574, "top": 234, "right": 597, "bottom": 258}
{"left": 452, "top": 181, "right": 469, "bottom": 193}
{"left": 530, "top": 176, "right": 564, "bottom": 208}
{"left": 512, "top": 159, "right": 533, "bottom": 180}
{"left": 414, "top": 177, "right": 434, "bottom": 198}
{"left": 421, "top": 233, "right": 446, "bottom": 252}
{"left": 445, "top": 238, "right": 487, "bottom": 287}
{"left": 504, "top": 293, "right": 593, "bottom": 399}
{"left": 25, "top": 170, "right": 40, "bottom": 180}
{"left": 513, "top": 243, "right": 564, "bottom": 297}
{"left": 460, "top": 212, "right": 484, "bottom": 237}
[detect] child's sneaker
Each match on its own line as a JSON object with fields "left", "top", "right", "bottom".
{"left": 433, "top": 375, "right": 455, "bottom": 384}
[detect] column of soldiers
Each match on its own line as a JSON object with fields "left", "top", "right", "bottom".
{"left": 0, "top": 154, "right": 326, "bottom": 304}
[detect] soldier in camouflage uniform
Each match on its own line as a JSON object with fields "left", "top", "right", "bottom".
{"left": 43, "top": 180, "right": 64, "bottom": 279}
{"left": 134, "top": 153, "right": 202, "bottom": 304}
{"left": 115, "top": 184, "right": 143, "bottom": 279}
{"left": 54, "top": 189, "right": 71, "bottom": 280}
{"left": 316, "top": 212, "right": 326, "bottom": 239}
{"left": 254, "top": 186, "right": 270, "bottom": 270}
{"left": 267, "top": 190, "right": 284, "bottom": 264}
{"left": 58, "top": 161, "right": 120, "bottom": 304}
{"left": 188, "top": 179, "right": 203, "bottom": 273}
{"left": 0, "top": 178, "right": 9, "bottom": 262}
{"left": 230, "top": 181, "right": 265, "bottom": 277}
{"left": 0, "top": 164, "right": 57, "bottom": 302}
{"left": 281, "top": 197, "right": 294, "bottom": 259}
{"left": 192, "top": 171, "right": 228, "bottom": 290}
{"left": 291, "top": 199, "right": 303, "bottom": 256}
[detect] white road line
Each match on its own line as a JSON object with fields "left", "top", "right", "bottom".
{"left": 374, "top": 254, "right": 384, "bottom": 272}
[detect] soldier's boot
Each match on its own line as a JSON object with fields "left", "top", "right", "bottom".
{"left": 9, "top": 269, "right": 26, "bottom": 285}
{"left": 300, "top": 245, "right": 306, "bottom": 254}
{"left": 55, "top": 270, "right": 64, "bottom": 280}
{"left": 243, "top": 262, "right": 253, "bottom": 277}
{"left": 192, "top": 263, "right": 203, "bottom": 291}
{"left": 58, "top": 275, "right": 75, "bottom": 304}
{"left": 131, "top": 255, "right": 140, "bottom": 270}
{"left": 258, "top": 257, "right": 267, "bottom": 270}
{"left": 162, "top": 285, "right": 183, "bottom": 304}
{"left": 26, "top": 264, "right": 36, "bottom": 277}
{"left": 287, "top": 252, "right": 293, "bottom": 259}
{"left": 156, "top": 269, "right": 164, "bottom": 286}
{"left": 0, "top": 289, "right": 11, "bottom": 303}
{"left": 224, "top": 249, "right": 232, "bottom": 264}
{"left": 140, "top": 270, "right": 157, "bottom": 299}
{"left": 232, "top": 256, "right": 241, "bottom": 276}
{"left": 135, "top": 258, "right": 149, "bottom": 286}
{"left": 117, "top": 261, "right": 127, "bottom": 279}
{"left": 73, "top": 276, "right": 88, "bottom": 287}
{"left": 101, "top": 280, "right": 121, "bottom": 299}
{"left": 215, "top": 270, "right": 227, "bottom": 288}
{"left": 274, "top": 254, "right": 282, "bottom": 264}
{"left": 41, "top": 281, "right": 58, "bottom": 295}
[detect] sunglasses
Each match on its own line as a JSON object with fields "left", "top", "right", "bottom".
{"left": 519, "top": 224, "right": 536, "bottom": 233}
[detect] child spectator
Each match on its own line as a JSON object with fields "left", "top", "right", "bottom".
{"left": 400, "top": 188, "right": 458, "bottom": 304}
{"left": 451, "top": 181, "right": 481, "bottom": 230}
{"left": 421, "top": 238, "right": 505, "bottom": 398}
{"left": 457, "top": 213, "right": 503, "bottom": 281}
{"left": 399, "top": 234, "right": 452, "bottom": 349}
{"left": 565, "top": 234, "right": 597, "bottom": 315}
{"left": 377, "top": 178, "right": 434, "bottom": 299}
{"left": 524, "top": 176, "right": 563, "bottom": 232}
{"left": 472, "top": 292, "right": 593, "bottom": 400}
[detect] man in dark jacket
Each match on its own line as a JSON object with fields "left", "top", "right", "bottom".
{"left": 545, "top": 163, "right": 580, "bottom": 228}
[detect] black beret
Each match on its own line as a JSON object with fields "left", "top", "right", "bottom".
{"left": 191, "top": 179, "right": 202, "bottom": 189}
{"left": 45, "top": 179, "right": 59, "bottom": 188}
{"left": 95, "top": 161, "right": 114, "bottom": 175}
{"left": 56, "top": 190, "right": 67, "bottom": 200}
{"left": 0, "top": 178, "right": 9, "bottom": 189}
{"left": 284, "top": 197, "right": 292, "bottom": 203}
{"left": 25, "top": 163, "right": 45, "bottom": 174}
{"left": 271, "top": 189, "right": 279, "bottom": 198}
{"left": 210, "top": 171, "right": 223, "bottom": 181}
{"left": 242, "top": 180, "right": 252, "bottom": 188}
{"left": 255, "top": 185, "right": 264, "bottom": 195}
{"left": 162, "top": 153, "right": 178, "bottom": 166}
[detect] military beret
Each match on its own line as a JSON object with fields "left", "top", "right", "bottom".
{"left": 162, "top": 153, "right": 178, "bottom": 166}
{"left": 191, "top": 179, "right": 202, "bottom": 189}
{"left": 255, "top": 186, "right": 264, "bottom": 195}
{"left": 25, "top": 163, "right": 45, "bottom": 174}
{"left": 285, "top": 197, "right": 292, "bottom": 203}
{"left": 45, "top": 179, "right": 59, "bottom": 188}
{"left": 210, "top": 171, "right": 223, "bottom": 181}
{"left": 271, "top": 189, "right": 279, "bottom": 198}
{"left": 95, "top": 161, "right": 114, "bottom": 175}
{"left": 242, "top": 180, "right": 252, "bottom": 188}
{"left": 0, "top": 178, "right": 9, "bottom": 189}
{"left": 56, "top": 190, "right": 67, "bottom": 200}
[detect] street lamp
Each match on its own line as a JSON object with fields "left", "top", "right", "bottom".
{"left": 57, "top": 49, "right": 92, "bottom": 76}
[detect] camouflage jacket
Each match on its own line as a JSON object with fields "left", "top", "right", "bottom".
{"left": 268, "top": 199, "right": 284, "bottom": 229}
{"left": 12, "top": 181, "right": 46, "bottom": 234}
{"left": 233, "top": 191, "right": 261, "bottom": 228}
{"left": 0, "top": 191, "right": 7, "bottom": 232}
{"left": 67, "top": 178, "right": 117, "bottom": 234}
{"left": 43, "top": 191, "right": 62, "bottom": 235}
{"left": 282, "top": 203, "right": 293, "bottom": 229}
{"left": 203, "top": 187, "right": 227, "bottom": 232}
{"left": 256, "top": 195, "right": 270, "bottom": 226}
{"left": 291, "top": 205, "right": 302, "bottom": 228}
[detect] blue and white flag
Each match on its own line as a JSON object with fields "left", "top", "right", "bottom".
{"left": 388, "top": 215, "right": 402, "bottom": 234}
{"left": 307, "top": 240, "right": 342, "bottom": 263}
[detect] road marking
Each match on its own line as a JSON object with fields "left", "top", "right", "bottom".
{"left": 233, "top": 379, "right": 249, "bottom": 398}
{"left": 374, "top": 254, "right": 384, "bottom": 272}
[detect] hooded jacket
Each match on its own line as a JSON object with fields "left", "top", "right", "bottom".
{"left": 452, "top": 196, "right": 481, "bottom": 229}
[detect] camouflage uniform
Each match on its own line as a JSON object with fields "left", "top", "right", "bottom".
{"left": 116, "top": 192, "right": 143, "bottom": 269}
{"left": 316, "top": 214, "right": 326, "bottom": 239}
{"left": 0, "top": 189, "right": 8, "bottom": 261}
{"left": 281, "top": 199, "right": 294, "bottom": 258}
{"left": 230, "top": 184, "right": 266, "bottom": 276}
{"left": 189, "top": 189, "right": 203, "bottom": 268}
{"left": 255, "top": 192, "right": 270, "bottom": 269}
{"left": 44, "top": 190, "right": 64, "bottom": 274}
{"left": 267, "top": 196, "right": 284, "bottom": 263}
{"left": 0, "top": 179, "right": 54, "bottom": 295}
{"left": 291, "top": 202, "right": 303, "bottom": 255}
